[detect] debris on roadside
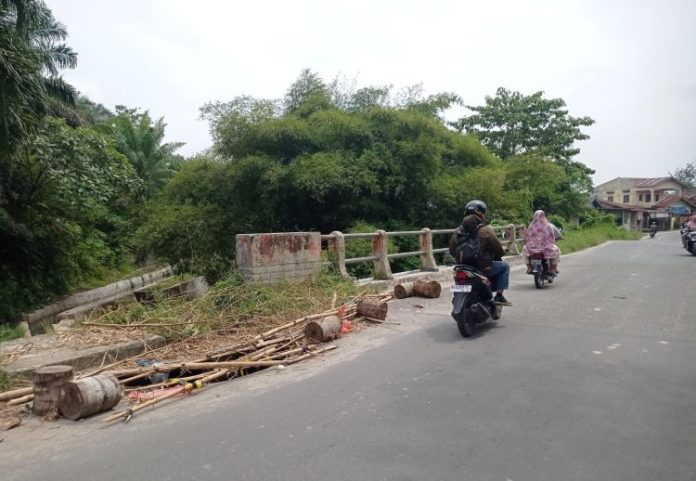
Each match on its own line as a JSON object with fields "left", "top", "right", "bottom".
{"left": 0, "top": 291, "right": 395, "bottom": 427}
{"left": 393, "top": 280, "right": 442, "bottom": 299}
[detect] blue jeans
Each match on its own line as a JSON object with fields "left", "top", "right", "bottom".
{"left": 485, "top": 261, "right": 510, "bottom": 292}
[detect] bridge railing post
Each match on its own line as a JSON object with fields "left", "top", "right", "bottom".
{"left": 326, "top": 231, "right": 347, "bottom": 277}
{"left": 372, "top": 230, "right": 393, "bottom": 279}
{"left": 419, "top": 228, "right": 438, "bottom": 271}
{"left": 504, "top": 224, "right": 519, "bottom": 254}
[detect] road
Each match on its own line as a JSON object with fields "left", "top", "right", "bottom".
{"left": 2, "top": 232, "right": 695, "bottom": 481}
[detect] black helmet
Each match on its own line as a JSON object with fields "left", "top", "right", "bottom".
{"left": 465, "top": 199, "right": 487, "bottom": 216}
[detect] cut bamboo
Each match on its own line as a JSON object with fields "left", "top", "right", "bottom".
{"left": 0, "top": 387, "right": 33, "bottom": 403}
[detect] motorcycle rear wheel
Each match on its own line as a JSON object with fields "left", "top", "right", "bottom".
{"left": 534, "top": 272, "right": 544, "bottom": 289}
{"left": 455, "top": 312, "right": 475, "bottom": 338}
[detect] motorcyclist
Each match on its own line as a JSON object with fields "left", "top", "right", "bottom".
{"left": 450, "top": 200, "right": 512, "bottom": 306}
{"left": 649, "top": 220, "right": 658, "bottom": 234}
{"left": 522, "top": 210, "right": 561, "bottom": 274}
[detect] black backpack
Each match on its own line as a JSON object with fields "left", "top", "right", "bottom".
{"left": 449, "top": 222, "right": 482, "bottom": 266}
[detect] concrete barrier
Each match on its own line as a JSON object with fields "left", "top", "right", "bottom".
{"left": 22, "top": 266, "right": 173, "bottom": 334}
{"left": 236, "top": 232, "right": 322, "bottom": 283}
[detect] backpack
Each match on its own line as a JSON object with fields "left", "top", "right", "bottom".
{"left": 449, "top": 222, "right": 482, "bottom": 266}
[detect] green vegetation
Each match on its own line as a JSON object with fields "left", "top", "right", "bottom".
{"left": 557, "top": 219, "right": 643, "bottom": 254}
{"left": 671, "top": 162, "right": 696, "bottom": 191}
{"left": 0, "top": 323, "right": 25, "bottom": 342}
{"left": 2, "top": 4, "right": 606, "bottom": 325}
{"left": 85, "top": 271, "right": 359, "bottom": 341}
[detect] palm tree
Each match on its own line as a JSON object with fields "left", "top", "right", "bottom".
{"left": 0, "top": 0, "right": 78, "bottom": 154}
{"left": 109, "top": 109, "right": 184, "bottom": 198}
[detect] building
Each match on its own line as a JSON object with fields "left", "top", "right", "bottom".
{"left": 592, "top": 177, "right": 695, "bottom": 230}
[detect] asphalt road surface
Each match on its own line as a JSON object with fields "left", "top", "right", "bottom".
{"left": 2, "top": 232, "right": 695, "bottom": 481}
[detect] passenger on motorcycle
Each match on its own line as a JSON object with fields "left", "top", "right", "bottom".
{"left": 450, "top": 200, "right": 512, "bottom": 306}
{"left": 686, "top": 215, "right": 696, "bottom": 231}
{"left": 523, "top": 210, "right": 561, "bottom": 274}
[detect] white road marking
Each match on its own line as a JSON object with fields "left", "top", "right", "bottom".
{"left": 593, "top": 351, "right": 602, "bottom": 355}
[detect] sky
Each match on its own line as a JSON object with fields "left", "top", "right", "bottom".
{"left": 49, "top": 0, "right": 696, "bottom": 185}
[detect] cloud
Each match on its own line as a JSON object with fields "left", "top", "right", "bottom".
{"left": 49, "top": 0, "right": 696, "bottom": 183}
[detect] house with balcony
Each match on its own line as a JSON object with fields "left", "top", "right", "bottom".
{"left": 592, "top": 177, "right": 695, "bottom": 230}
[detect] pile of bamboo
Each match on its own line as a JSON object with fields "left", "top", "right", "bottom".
{"left": 0, "top": 293, "right": 394, "bottom": 425}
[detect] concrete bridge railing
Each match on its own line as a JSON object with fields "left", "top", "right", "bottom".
{"left": 236, "top": 225, "right": 524, "bottom": 283}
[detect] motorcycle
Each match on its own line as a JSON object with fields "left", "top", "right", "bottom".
{"left": 450, "top": 265, "right": 502, "bottom": 337}
{"left": 528, "top": 252, "right": 557, "bottom": 289}
{"left": 649, "top": 229, "right": 657, "bottom": 238}
{"left": 682, "top": 229, "right": 696, "bottom": 256}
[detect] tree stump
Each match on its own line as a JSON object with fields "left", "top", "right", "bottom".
{"left": 357, "top": 299, "right": 388, "bottom": 320}
{"left": 32, "top": 365, "right": 74, "bottom": 416}
{"left": 59, "top": 375, "right": 122, "bottom": 420}
{"left": 304, "top": 315, "right": 342, "bottom": 342}
{"left": 394, "top": 280, "right": 441, "bottom": 299}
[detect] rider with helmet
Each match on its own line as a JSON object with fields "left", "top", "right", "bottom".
{"left": 451, "top": 200, "right": 512, "bottom": 306}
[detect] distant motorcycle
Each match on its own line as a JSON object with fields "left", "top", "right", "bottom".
{"left": 649, "top": 230, "right": 656, "bottom": 238}
{"left": 682, "top": 229, "right": 696, "bottom": 256}
{"left": 450, "top": 265, "right": 502, "bottom": 337}
{"left": 528, "top": 252, "right": 557, "bottom": 289}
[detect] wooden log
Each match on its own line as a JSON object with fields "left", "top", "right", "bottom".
{"left": 304, "top": 315, "right": 342, "bottom": 342}
{"left": 0, "top": 387, "right": 33, "bottom": 403}
{"left": 394, "top": 282, "right": 415, "bottom": 299}
{"left": 59, "top": 375, "right": 122, "bottom": 420}
{"left": 32, "top": 365, "right": 74, "bottom": 416}
{"left": 394, "top": 280, "right": 441, "bottom": 299}
{"left": 415, "top": 280, "right": 441, "bottom": 298}
{"left": 357, "top": 299, "right": 388, "bottom": 320}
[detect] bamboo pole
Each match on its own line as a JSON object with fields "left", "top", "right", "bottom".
{"left": 8, "top": 394, "right": 34, "bottom": 406}
{"left": 0, "top": 387, "right": 33, "bottom": 402}
{"left": 104, "top": 385, "right": 189, "bottom": 423}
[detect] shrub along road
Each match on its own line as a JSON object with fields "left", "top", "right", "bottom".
{"left": 2, "top": 232, "right": 695, "bottom": 481}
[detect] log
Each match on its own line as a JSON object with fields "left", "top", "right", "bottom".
{"left": 304, "top": 315, "right": 342, "bottom": 342}
{"left": 357, "top": 299, "right": 388, "bottom": 320}
{"left": 32, "top": 365, "right": 74, "bottom": 416}
{"left": 394, "top": 282, "right": 415, "bottom": 299}
{"left": 394, "top": 280, "right": 441, "bottom": 299}
{"left": 59, "top": 375, "right": 122, "bottom": 420}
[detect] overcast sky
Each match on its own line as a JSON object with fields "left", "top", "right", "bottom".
{"left": 49, "top": 0, "right": 696, "bottom": 185}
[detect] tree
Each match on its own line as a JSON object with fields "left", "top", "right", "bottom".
{"left": 283, "top": 68, "right": 332, "bottom": 116}
{"left": 106, "top": 107, "right": 184, "bottom": 198}
{"left": 1, "top": 117, "right": 139, "bottom": 321}
{"left": 670, "top": 162, "right": 696, "bottom": 191}
{"left": 456, "top": 87, "right": 594, "bottom": 162}
{"left": 0, "top": 0, "right": 78, "bottom": 146}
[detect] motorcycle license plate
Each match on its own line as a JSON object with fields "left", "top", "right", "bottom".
{"left": 450, "top": 285, "right": 473, "bottom": 293}
{"left": 531, "top": 259, "right": 543, "bottom": 265}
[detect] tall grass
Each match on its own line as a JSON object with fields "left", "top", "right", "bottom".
{"left": 83, "top": 270, "right": 361, "bottom": 341}
{"left": 0, "top": 324, "right": 25, "bottom": 342}
{"left": 557, "top": 224, "right": 642, "bottom": 254}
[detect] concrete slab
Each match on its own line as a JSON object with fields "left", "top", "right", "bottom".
{"left": 2, "top": 335, "right": 166, "bottom": 378}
